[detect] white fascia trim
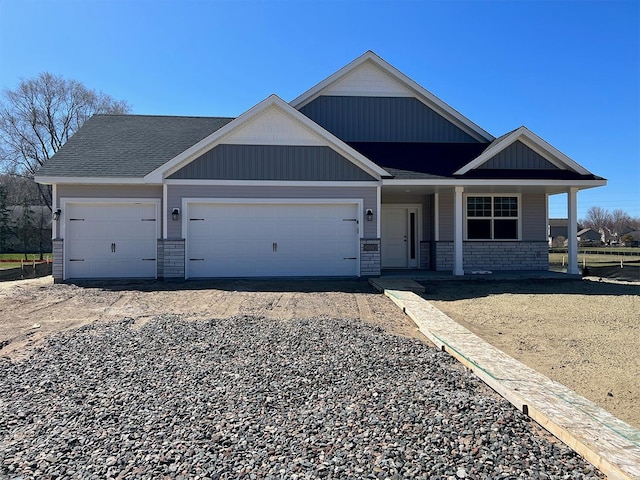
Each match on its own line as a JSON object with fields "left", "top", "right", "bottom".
{"left": 162, "top": 184, "right": 168, "bottom": 240}
{"left": 52, "top": 184, "right": 58, "bottom": 240}
{"left": 383, "top": 178, "right": 607, "bottom": 188}
{"left": 376, "top": 185, "right": 381, "bottom": 238}
{"left": 35, "top": 176, "right": 152, "bottom": 185}
{"left": 165, "top": 179, "right": 380, "bottom": 187}
{"left": 454, "top": 126, "right": 591, "bottom": 176}
{"left": 290, "top": 51, "right": 494, "bottom": 143}
{"left": 145, "top": 94, "right": 389, "bottom": 183}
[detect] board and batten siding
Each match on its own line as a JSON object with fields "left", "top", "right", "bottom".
{"left": 299, "top": 96, "right": 480, "bottom": 143}
{"left": 479, "top": 140, "right": 559, "bottom": 170}
{"left": 437, "top": 190, "right": 547, "bottom": 241}
{"left": 168, "top": 145, "right": 376, "bottom": 181}
{"left": 166, "top": 185, "right": 378, "bottom": 239}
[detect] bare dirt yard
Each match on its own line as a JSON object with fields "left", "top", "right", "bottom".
{"left": 421, "top": 278, "right": 640, "bottom": 429}
{"left": 1, "top": 275, "right": 638, "bottom": 430}
{"left": 0, "top": 277, "right": 424, "bottom": 363}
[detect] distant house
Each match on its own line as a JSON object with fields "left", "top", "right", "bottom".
{"left": 577, "top": 228, "right": 602, "bottom": 246}
{"left": 548, "top": 218, "right": 569, "bottom": 241}
{"left": 622, "top": 231, "right": 640, "bottom": 247}
{"left": 548, "top": 218, "right": 586, "bottom": 248}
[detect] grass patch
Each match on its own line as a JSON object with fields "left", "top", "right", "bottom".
{"left": 0, "top": 253, "right": 52, "bottom": 270}
{"left": 549, "top": 252, "right": 640, "bottom": 267}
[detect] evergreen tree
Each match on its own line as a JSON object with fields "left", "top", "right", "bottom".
{"left": 0, "top": 186, "right": 12, "bottom": 254}
{"left": 17, "top": 197, "right": 35, "bottom": 260}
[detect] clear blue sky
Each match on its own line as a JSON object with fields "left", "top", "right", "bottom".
{"left": 1, "top": 0, "right": 638, "bottom": 219}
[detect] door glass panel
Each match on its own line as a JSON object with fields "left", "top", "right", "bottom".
{"left": 410, "top": 212, "right": 416, "bottom": 259}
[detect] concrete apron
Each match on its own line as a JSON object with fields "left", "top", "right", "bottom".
{"left": 369, "top": 278, "right": 640, "bottom": 480}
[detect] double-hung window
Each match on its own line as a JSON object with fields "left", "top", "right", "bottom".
{"left": 466, "top": 195, "right": 519, "bottom": 240}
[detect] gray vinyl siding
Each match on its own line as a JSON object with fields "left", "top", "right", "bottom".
{"left": 166, "top": 185, "right": 378, "bottom": 239}
{"left": 169, "top": 145, "right": 376, "bottom": 181}
{"left": 56, "top": 185, "right": 162, "bottom": 202}
{"left": 480, "top": 141, "right": 558, "bottom": 170}
{"left": 438, "top": 191, "right": 455, "bottom": 241}
{"left": 521, "top": 193, "right": 547, "bottom": 241}
{"left": 299, "top": 96, "right": 479, "bottom": 143}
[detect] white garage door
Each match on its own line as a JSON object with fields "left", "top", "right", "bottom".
{"left": 65, "top": 202, "right": 158, "bottom": 279}
{"left": 187, "top": 202, "right": 360, "bottom": 278}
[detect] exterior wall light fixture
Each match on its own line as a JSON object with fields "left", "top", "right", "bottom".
{"left": 53, "top": 208, "right": 61, "bottom": 221}
{"left": 172, "top": 208, "right": 180, "bottom": 221}
{"left": 366, "top": 209, "right": 374, "bottom": 221}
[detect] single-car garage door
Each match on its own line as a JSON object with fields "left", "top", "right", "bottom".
{"left": 64, "top": 202, "right": 158, "bottom": 279}
{"left": 187, "top": 202, "right": 360, "bottom": 278}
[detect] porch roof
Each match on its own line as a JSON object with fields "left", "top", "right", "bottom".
{"left": 348, "top": 141, "right": 604, "bottom": 182}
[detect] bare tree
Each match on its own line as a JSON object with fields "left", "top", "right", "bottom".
{"left": 609, "top": 209, "right": 633, "bottom": 237}
{"left": 0, "top": 72, "right": 130, "bottom": 208}
{"left": 580, "top": 206, "right": 611, "bottom": 234}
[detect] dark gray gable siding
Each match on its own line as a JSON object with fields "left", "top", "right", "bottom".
{"left": 299, "top": 96, "right": 479, "bottom": 143}
{"left": 168, "top": 144, "right": 376, "bottom": 181}
{"left": 479, "top": 140, "right": 559, "bottom": 170}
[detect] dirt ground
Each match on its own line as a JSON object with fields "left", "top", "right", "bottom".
{"left": 422, "top": 278, "right": 640, "bottom": 429}
{"left": 0, "top": 277, "right": 425, "bottom": 362}
{"left": 1, "top": 275, "right": 638, "bottom": 430}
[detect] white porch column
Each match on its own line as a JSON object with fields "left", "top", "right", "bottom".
{"left": 454, "top": 186, "right": 464, "bottom": 275}
{"left": 567, "top": 187, "right": 579, "bottom": 275}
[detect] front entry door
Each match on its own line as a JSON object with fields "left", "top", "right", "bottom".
{"left": 381, "top": 206, "right": 419, "bottom": 268}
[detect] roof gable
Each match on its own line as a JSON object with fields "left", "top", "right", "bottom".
{"left": 321, "top": 60, "right": 413, "bottom": 97}
{"left": 223, "top": 106, "right": 322, "bottom": 145}
{"left": 455, "top": 126, "right": 592, "bottom": 176}
{"left": 478, "top": 140, "right": 559, "bottom": 170}
{"left": 168, "top": 144, "right": 377, "bottom": 181}
{"left": 146, "top": 95, "right": 390, "bottom": 182}
{"left": 290, "top": 51, "right": 494, "bottom": 143}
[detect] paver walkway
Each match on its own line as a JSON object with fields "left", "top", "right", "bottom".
{"left": 370, "top": 278, "right": 640, "bottom": 480}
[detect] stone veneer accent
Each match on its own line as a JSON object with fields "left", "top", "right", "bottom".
{"left": 160, "top": 240, "right": 185, "bottom": 278}
{"left": 156, "top": 240, "right": 164, "bottom": 278}
{"left": 419, "top": 241, "right": 430, "bottom": 270}
{"left": 52, "top": 239, "right": 64, "bottom": 282}
{"left": 360, "top": 238, "right": 381, "bottom": 276}
{"left": 434, "top": 241, "right": 549, "bottom": 272}
{"left": 434, "top": 242, "right": 454, "bottom": 271}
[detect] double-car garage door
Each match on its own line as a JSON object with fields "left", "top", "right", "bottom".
{"left": 186, "top": 202, "right": 360, "bottom": 278}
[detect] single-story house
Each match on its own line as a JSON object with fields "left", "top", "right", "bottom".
{"left": 622, "top": 231, "right": 640, "bottom": 247}
{"left": 35, "top": 51, "right": 606, "bottom": 281}
{"left": 577, "top": 228, "right": 602, "bottom": 246}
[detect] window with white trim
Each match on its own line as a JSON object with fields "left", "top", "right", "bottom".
{"left": 466, "top": 195, "right": 519, "bottom": 240}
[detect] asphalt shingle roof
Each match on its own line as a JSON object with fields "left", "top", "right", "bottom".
{"left": 36, "top": 114, "right": 234, "bottom": 178}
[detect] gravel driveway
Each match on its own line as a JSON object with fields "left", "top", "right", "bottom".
{"left": 0, "top": 314, "right": 602, "bottom": 479}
